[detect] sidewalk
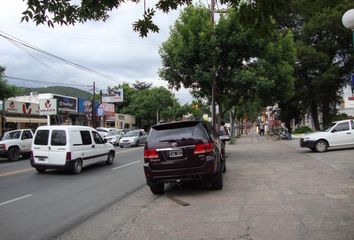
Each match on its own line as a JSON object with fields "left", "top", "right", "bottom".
{"left": 58, "top": 131, "right": 354, "bottom": 240}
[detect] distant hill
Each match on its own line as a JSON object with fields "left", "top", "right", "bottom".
{"left": 17, "top": 86, "right": 92, "bottom": 99}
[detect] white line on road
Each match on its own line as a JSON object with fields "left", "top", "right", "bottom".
{"left": 112, "top": 160, "right": 141, "bottom": 170}
{"left": 0, "top": 194, "right": 32, "bottom": 207}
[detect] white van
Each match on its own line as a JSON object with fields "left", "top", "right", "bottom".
{"left": 31, "top": 125, "right": 115, "bottom": 174}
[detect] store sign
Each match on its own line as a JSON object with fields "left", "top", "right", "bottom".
{"left": 5, "top": 100, "right": 39, "bottom": 115}
{"left": 39, "top": 99, "right": 58, "bottom": 115}
{"left": 102, "top": 102, "right": 115, "bottom": 116}
{"left": 102, "top": 89, "right": 123, "bottom": 103}
{"left": 54, "top": 95, "right": 77, "bottom": 112}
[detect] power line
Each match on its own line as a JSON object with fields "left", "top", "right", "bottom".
{"left": 0, "top": 30, "right": 122, "bottom": 84}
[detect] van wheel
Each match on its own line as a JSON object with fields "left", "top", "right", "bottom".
{"left": 8, "top": 147, "right": 20, "bottom": 161}
{"left": 36, "top": 167, "right": 46, "bottom": 173}
{"left": 72, "top": 159, "right": 83, "bottom": 174}
{"left": 150, "top": 183, "right": 164, "bottom": 195}
{"left": 105, "top": 152, "right": 114, "bottom": 165}
{"left": 210, "top": 170, "right": 223, "bottom": 190}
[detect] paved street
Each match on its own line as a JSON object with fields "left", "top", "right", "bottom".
{"left": 57, "top": 130, "right": 354, "bottom": 240}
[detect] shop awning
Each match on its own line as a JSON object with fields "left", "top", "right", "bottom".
{"left": 4, "top": 116, "right": 47, "bottom": 124}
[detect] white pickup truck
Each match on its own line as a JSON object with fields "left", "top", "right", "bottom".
{"left": 0, "top": 129, "right": 34, "bottom": 161}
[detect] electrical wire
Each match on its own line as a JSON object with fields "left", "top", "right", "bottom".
{"left": 0, "top": 30, "right": 122, "bottom": 84}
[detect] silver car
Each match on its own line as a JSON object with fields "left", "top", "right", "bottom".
{"left": 119, "top": 130, "right": 147, "bottom": 147}
{"left": 104, "top": 129, "right": 129, "bottom": 146}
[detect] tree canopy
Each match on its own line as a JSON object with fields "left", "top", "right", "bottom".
{"left": 0, "top": 67, "right": 19, "bottom": 100}
{"left": 159, "top": 5, "right": 296, "bottom": 121}
{"left": 21, "top": 0, "right": 285, "bottom": 37}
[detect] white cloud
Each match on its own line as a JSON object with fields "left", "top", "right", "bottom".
{"left": 0, "top": 0, "right": 193, "bottom": 104}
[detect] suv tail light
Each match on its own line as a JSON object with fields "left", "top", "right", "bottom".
{"left": 66, "top": 152, "right": 72, "bottom": 161}
{"left": 194, "top": 142, "right": 213, "bottom": 154}
{"left": 144, "top": 148, "right": 159, "bottom": 159}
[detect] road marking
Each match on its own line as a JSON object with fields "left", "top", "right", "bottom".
{"left": 0, "top": 168, "right": 34, "bottom": 177}
{"left": 112, "top": 160, "right": 141, "bottom": 170}
{"left": 0, "top": 194, "right": 32, "bottom": 207}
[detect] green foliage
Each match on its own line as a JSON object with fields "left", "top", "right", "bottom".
{"left": 160, "top": 5, "right": 296, "bottom": 121}
{"left": 293, "top": 126, "right": 313, "bottom": 134}
{"left": 0, "top": 66, "right": 20, "bottom": 100}
{"left": 17, "top": 86, "right": 92, "bottom": 99}
{"left": 331, "top": 113, "right": 351, "bottom": 121}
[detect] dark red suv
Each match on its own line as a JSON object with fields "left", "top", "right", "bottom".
{"left": 143, "top": 120, "right": 225, "bottom": 194}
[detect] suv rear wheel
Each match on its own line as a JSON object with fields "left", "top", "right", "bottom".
{"left": 150, "top": 183, "right": 164, "bottom": 195}
{"left": 210, "top": 170, "right": 223, "bottom": 190}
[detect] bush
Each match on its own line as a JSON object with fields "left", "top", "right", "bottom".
{"left": 293, "top": 126, "right": 313, "bottom": 134}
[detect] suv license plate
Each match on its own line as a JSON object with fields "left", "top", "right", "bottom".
{"left": 169, "top": 150, "right": 183, "bottom": 158}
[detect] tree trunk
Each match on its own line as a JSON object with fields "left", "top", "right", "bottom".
{"left": 229, "top": 108, "right": 236, "bottom": 144}
{"left": 310, "top": 103, "right": 320, "bottom": 130}
{"left": 321, "top": 101, "right": 331, "bottom": 127}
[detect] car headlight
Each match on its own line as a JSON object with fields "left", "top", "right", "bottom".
{"left": 302, "top": 137, "right": 310, "bottom": 141}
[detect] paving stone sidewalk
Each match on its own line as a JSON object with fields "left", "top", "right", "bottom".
{"left": 58, "top": 130, "right": 354, "bottom": 240}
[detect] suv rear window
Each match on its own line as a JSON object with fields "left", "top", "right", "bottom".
{"left": 34, "top": 130, "right": 49, "bottom": 145}
{"left": 148, "top": 122, "right": 208, "bottom": 143}
{"left": 51, "top": 130, "right": 66, "bottom": 146}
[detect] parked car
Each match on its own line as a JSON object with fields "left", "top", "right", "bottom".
{"left": 119, "top": 130, "right": 147, "bottom": 147}
{"left": 96, "top": 127, "right": 116, "bottom": 137}
{"left": 0, "top": 129, "right": 34, "bottom": 161}
{"left": 31, "top": 125, "right": 115, "bottom": 174}
{"left": 104, "top": 129, "right": 129, "bottom": 146}
{"left": 143, "top": 120, "right": 225, "bottom": 194}
{"left": 300, "top": 119, "right": 354, "bottom": 152}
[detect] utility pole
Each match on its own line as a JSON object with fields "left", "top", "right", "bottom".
{"left": 91, "top": 81, "right": 96, "bottom": 128}
{"left": 211, "top": 0, "right": 216, "bottom": 129}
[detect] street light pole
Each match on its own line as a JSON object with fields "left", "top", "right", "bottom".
{"left": 211, "top": 0, "right": 216, "bottom": 128}
{"left": 342, "top": 9, "right": 354, "bottom": 95}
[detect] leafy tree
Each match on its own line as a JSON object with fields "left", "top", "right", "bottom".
{"left": 277, "top": 0, "right": 354, "bottom": 128}
{"left": 0, "top": 66, "right": 19, "bottom": 100}
{"left": 132, "top": 81, "right": 152, "bottom": 91}
{"left": 160, "top": 5, "right": 296, "bottom": 128}
{"left": 20, "top": 0, "right": 284, "bottom": 37}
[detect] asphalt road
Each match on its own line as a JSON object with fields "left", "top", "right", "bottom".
{"left": 0, "top": 146, "right": 146, "bottom": 240}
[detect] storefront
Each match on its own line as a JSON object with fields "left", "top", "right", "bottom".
{"left": 2, "top": 100, "right": 47, "bottom": 133}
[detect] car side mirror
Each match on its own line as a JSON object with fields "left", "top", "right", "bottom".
{"left": 331, "top": 129, "right": 337, "bottom": 133}
{"left": 104, "top": 139, "right": 107, "bottom": 143}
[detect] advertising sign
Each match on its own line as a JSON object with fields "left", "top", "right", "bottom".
{"left": 101, "top": 102, "right": 115, "bottom": 116}
{"left": 5, "top": 100, "right": 40, "bottom": 115}
{"left": 54, "top": 95, "right": 77, "bottom": 112}
{"left": 39, "top": 99, "right": 58, "bottom": 115}
{"left": 102, "top": 89, "right": 123, "bottom": 103}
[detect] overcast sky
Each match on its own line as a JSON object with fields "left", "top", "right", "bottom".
{"left": 0, "top": 0, "right": 194, "bottom": 104}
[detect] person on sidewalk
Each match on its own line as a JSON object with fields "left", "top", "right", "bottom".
{"left": 259, "top": 121, "right": 265, "bottom": 136}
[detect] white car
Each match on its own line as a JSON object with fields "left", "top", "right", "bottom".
{"left": 104, "top": 129, "right": 129, "bottom": 146}
{"left": 96, "top": 127, "right": 116, "bottom": 137}
{"left": 119, "top": 130, "right": 147, "bottom": 148}
{"left": 300, "top": 119, "right": 354, "bottom": 152}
